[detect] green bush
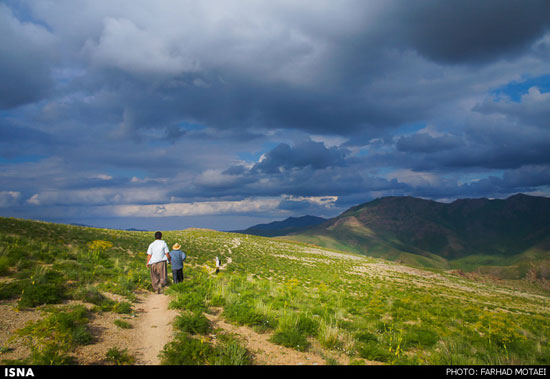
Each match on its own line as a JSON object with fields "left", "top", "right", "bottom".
{"left": 295, "top": 314, "right": 318, "bottom": 336}
{"left": 114, "top": 319, "right": 132, "bottom": 329}
{"left": 355, "top": 331, "right": 379, "bottom": 344}
{"left": 269, "top": 328, "right": 310, "bottom": 351}
{"left": 72, "top": 285, "right": 108, "bottom": 306}
{"left": 0, "top": 256, "right": 10, "bottom": 275}
{"left": 356, "top": 342, "right": 392, "bottom": 362}
{"left": 112, "top": 301, "right": 133, "bottom": 314}
{"left": 174, "top": 312, "right": 211, "bottom": 335}
{"left": 402, "top": 327, "right": 439, "bottom": 349}
{"left": 211, "top": 334, "right": 252, "bottom": 365}
{"left": 105, "top": 347, "right": 135, "bottom": 365}
{"left": 18, "top": 282, "right": 64, "bottom": 308}
{"left": 0, "top": 280, "right": 26, "bottom": 300}
{"left": 160, "top": 334, "right": 213, "bottom": 365}
{"left": 28, "top": 345, "right": 77, "bottom": 365}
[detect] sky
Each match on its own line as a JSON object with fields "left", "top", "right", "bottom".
{"left": 1, "top": 0, "right": 550, "bottom": 231}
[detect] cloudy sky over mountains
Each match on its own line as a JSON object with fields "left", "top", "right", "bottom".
{"left": 1, "top": 0, "right": 550, "bottom": 230}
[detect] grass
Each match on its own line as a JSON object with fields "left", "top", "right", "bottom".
{"left": 269, "top": 311, "right": 317, "bottom": 351}
{"left": 1, "top": 216, "right": 549, "bottom": 365}
{"left": 0, "top": 217, "right": 151, "bottom": 364}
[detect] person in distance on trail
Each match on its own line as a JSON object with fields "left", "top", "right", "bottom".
{"left": 215, "top": 256, "right": 221, "bottom": 274}
{"left": 169, "top": 243, "right": 186, "bottom": 284}
{"left": 146, "top": 231, "right": 170, "bottom": 294}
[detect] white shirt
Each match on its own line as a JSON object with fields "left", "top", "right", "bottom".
{"left": 147, "top": 239, "right": 169, "bottom": 265}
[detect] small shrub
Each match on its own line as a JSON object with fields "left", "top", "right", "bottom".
{"left": 105, "top": 347, "right": 135, "bottom": 365}
{"left": 112, "top": 301, "right": 133, "bottom": 314}
{"left": 0, "top": 256, "right": 10, "bottom": 275}
{"left": 269, "top": 328, "right": 310, "bottom": 351}
{"left": 355, "top": 331, "right": 379, "bottom": 344}
{"left": 318, "top": 318, "right": 341, "bottom": 349}
{"left": 87, "top": 240, "right": 113, "bottom": 261}
{"left": 356, "top": 342, "right": 392, "bottom": 362}
{"left": 18, "top": 282, "right": 64, "bottom": 308}
{"left": 402, "top": 327, "right": 439, "bottom": 349}
{"left": 29, "top": 345, "right": 77, "bottom": 365}
{"left": 211, "top": 334, "right": 252, "bottom": 365}
{"left": 72, "top": 285, "right": 107, "bottom": 306}
{"left": 160, "top": 334, "right": 212, "bottom": 365}
{"left": 114, "top": 319, "right": 132, "bottom": 329}
{"left": 0, "top": 280, "right": 25, "bottom": 300}
{"left": 174, "top": 312, "right": 211, "bottom": 335}
{"left": 295, "top": 314, "right": 318, "bottom": 336}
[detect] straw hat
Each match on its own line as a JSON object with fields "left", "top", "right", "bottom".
{"left": 173, "top": 243, "right": 181, "bottom": 250}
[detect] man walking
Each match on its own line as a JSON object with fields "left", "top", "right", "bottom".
{"left": 146, "top": 231, "right": 170, "bottom": 294}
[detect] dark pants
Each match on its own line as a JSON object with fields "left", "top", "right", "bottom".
{"left": 172, "top": 268, "right": 183, "bottom": 284}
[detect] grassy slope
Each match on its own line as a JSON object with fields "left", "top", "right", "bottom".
{"left": 1, "top": 217, "right": 550, "bottom": 365}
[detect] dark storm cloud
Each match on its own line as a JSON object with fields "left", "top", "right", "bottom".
{"left": 393, "top": 0, "right": 550, "bottom": 64}
{"left": 179, "top": 140, "right": 405, "bottom": 206}
{"left": 396, "top": 133, "right": 464, "bottom": 154}
{"left": 0, "top": 120, "right": 63, "bottom": 158}
{"left": 374, "top": 124, "right": 550, "bottom": 174}
{"left": 1, "top": 0, "right": 550, "bottom": 228}
{"left": 254, "top": 140, "right": 350, "bottom": 174}
{"left": 0, "top": 4, "right": 56, "bottom": 109}
{"left": 7, "top": 0, "right": 546, "bottom": 139}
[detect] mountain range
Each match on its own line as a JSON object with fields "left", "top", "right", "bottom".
{"left": 232, "top": 215, "right": 327, "bottom": 237}
{"left": 239, "top": 193, "right": 550, "bottom": 277}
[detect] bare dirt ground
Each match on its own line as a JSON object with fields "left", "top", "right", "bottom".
{"left": 0, "top": 302, "right": 43, "bottom": 362}
{"left": 130, "top": 292, "right": 178, "bottom": 364}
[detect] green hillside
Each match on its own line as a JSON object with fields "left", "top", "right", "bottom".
{"left": 284, "top": 194, "right": 550, "bottom": 277}
{"left": 1, "top": 216, "right": 549, "bottom": 365}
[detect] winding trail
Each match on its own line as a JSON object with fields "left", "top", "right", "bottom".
{"left": 132, "top": 292, "right": 179, "bottom": 365}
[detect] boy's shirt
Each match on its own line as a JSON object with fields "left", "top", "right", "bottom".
{"left": 169, "top": 249, "right": 186, "bottom": 270}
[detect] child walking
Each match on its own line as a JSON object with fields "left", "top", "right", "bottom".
{"left": 169, "top": 243, "right": 186, "bottom": 284}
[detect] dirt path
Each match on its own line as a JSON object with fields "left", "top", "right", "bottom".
{"left": 131, "top": 292, "right": 179, "bottom": 365}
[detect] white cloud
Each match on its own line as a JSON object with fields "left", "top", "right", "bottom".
{"left": 22, "top": 187, "right": 170, "bottom": 207}
{"left": 93, "top": 174, "right": 113, "bottom": 180}
{"left": 83, "top": 17, "right": 201, "bottom": 76}
{"left": 106, "top": 197, "right": 281, "bottom": 217}
{"left": 284, "top": 195, "right": 338, "bottom": 207}
{"left": 0, "top": 191, "right": 21, "bottom": 207}
{"left": 27, "top": 194, "right": 40, "bottom": 205}
{"left": 385, "top": 169, "right": 442, "bottom": 187}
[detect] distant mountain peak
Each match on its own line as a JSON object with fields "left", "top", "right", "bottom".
{"left": 233, "top": 215, "right": 327, "bottom": 237}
